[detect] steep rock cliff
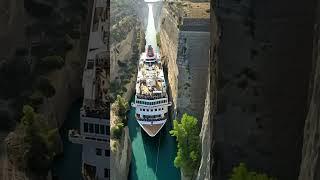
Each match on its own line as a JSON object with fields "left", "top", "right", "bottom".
{"left": 0, "top": 0, "right": 92, "bottom": 179}
{"left": 299, "top": 1, "right": 320, "bottom": 179}
{"left": 197, "top": 5, "right": 219, "bottom": 180}
{"left": 211, "top": 0, "right": 316, "bottom": 179}
{"left": 110, "top": 127, "right": 131, "bottom": 180}
{"left": 110, "top": 1, "right": 146, "bottom": 178}
{"left": 160, "top": 1, "right": 210, "bottom": 121}
{"left": 160, "top": 2, "right": 211, "bottom": 179}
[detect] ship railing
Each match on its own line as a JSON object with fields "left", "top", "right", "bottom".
{"left": 137, "top": 117, "right": 167, "bottom": 122}
{"left": 136, "top": 94, "right": 167, "bottom": 100}
{"left": 68, "top": 129, "right": 109, "bottom": 145}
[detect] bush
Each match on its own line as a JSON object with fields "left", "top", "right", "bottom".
{"left": 170, "top": 113, "right": 201, "bottom": 177}
{"left": 6, "top": 105, "right": 59, "bottom": 175}
{"left": 156, "top": 33, "right": 161, "bottom": 47}
{"left": 111, "top": 123, "right": 124, "bottom": 139}
{"left": 115, "top": 95, "right": 129, "bottom": 117}
{"left": 229, "top": 163, "right": 276, "bottom": 180}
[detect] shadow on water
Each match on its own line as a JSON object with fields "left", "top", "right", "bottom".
{"left": 52, "top": 99, "right": 82, "bottom": 180}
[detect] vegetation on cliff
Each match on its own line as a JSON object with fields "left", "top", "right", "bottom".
{"left": 230, "top": 163, "right": 276, "bottom": 180}
{"left": 109, "top": 28, "right": 141, "bottom": 101}
{"left": 6, "top": 105, "right": 59, "bottom": 176}
{"left": 0, "top": 0, "right": 86, "bottom": 129}
{"left": 111, "top": 95, "right": 129, "bottom": 140}
{"left": 156, "top": 32, "right": 161, "bottom": 47}
{"left": 170, "top": 113, "right": 201, "bottom": 177}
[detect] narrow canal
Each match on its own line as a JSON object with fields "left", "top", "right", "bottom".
{"left": 128, "top": 2, "right": 181, "bottom": 180}
{"left": 128, "top": 101, "right": 180, "bottom": 180}
{"left": 52, "top": 100, "right": 82, "bottom": 180}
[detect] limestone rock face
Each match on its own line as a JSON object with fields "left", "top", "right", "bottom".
{"left": 39, "top": 38, "right": 83, "bottom": 128}
{"left": 110, "top": 127, "right": 132, "bottom": 180}
{"left": 160, "top": 2, "right": 210, "bottom": 121}
{"left": 298, "top": 2, "right": 320, "bottom": 179}
{"left": 0, "top": 0, "right": 27, "bottom": 58}
{"left": 211, "top": 0, "right": 315, "bottom": 179}
{"left": 196, "top": 7, "right": 219, "bottom": 180}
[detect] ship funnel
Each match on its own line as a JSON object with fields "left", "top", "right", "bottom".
{"left": 147, "top": 45, "right": 154, "bottom": 57}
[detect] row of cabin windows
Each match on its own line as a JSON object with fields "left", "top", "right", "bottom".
{"left": 139, "top": 108, "right": 164, "bottom": 112}
{"left": 144, "top": 115, "right": 162, "bottom": 118}
{"left": 104, "top": 168, "right": 110, "bottom": 178}
{"left": 136, "top": 99, "right": 167, "bottom": 105}
{"left": 84, "top": 123, "right": 110, "bottom": 135}
{"left": 96, "top": 148, "right": 110, "bottom": 157}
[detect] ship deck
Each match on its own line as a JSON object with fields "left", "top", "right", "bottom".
{"left": 141, "top": 124, "right": 164, "bottom": 137}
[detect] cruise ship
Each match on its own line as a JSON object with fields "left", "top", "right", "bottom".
{"left": 69, "top": 0, "right": 110, "bottom": 179}
{"left": 131, "top": 45, "right": 171, "bottom": 137}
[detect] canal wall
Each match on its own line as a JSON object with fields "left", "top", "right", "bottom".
{"left": 159, "top": 2, "right": 211, "bottom": 179}
{"left": 0, "top": 0, "right": 94, "bottom": 179}
{"left": 210, "top": 0, "right": 316, "bottom": 179}
{"left": 159, "top": 4, "right": 210, "bottom": 122}
{"left": 110, "top": 1, "right": 147, "bottom": 178}
{"left": 298, "top": 1, "right": 320, "bottom": 179}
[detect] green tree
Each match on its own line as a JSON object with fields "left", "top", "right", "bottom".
{"left": 111, "top": 122, "right": 124, "bottom": 139}
{"left": 113, "top": 95, "right": 129, "bottom": 120}
{"left": 7, "top": 105, "right": 59, "bottom": 175}
{"left": 156, "top": 33, "right": 161, "bottom": 48}
{"left": 169, "top": 113, "right": 201, "bottom": 177}
{"left": 230, "top": 163, "right": 276, "bottom": 180}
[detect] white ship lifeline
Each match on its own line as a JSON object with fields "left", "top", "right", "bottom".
{"left": 131, "top": 45, "right": 171, "bottom": 137}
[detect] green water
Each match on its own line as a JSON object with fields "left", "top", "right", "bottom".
{"left": 52, "top": 100, "right": 82, "bottom": 180}
{"left": 128, "top": 99, "right": 181, "bottom": 180}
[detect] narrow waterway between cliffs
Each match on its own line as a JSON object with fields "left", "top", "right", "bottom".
{"left": 128, "top": 2, "right": 181, "bottom": 180}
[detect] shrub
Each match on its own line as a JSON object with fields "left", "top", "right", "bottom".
{"left": 6, "top": 105, "right": 59, "bottom": 175}
{"left": 111, "top": 123, "right": 124, "bottom": 139}
{"left": 156, "top": 33, "right": 161, "bottom": 47}
{"left": 170, "top": 113, "right": 201, "bottom": 177}
{"left": 229, "top": 163, "right": 276, "bottom": 180}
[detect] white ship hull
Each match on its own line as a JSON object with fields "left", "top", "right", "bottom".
{"left": 137, "top": 119, "right": 167, "bottom": 137}
{"left": 132, "top": 45, "right": 171, "bottom": 137}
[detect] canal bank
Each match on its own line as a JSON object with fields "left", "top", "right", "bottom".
{"left": 52, "top": 100, "right": 82, "bottom": 180}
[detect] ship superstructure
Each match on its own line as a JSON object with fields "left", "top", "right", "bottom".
{"left": 131, "top": 45, "right": 171, "bottom": 137}
{"left": 69, "top": 0, "right": 110, "bottom": 179}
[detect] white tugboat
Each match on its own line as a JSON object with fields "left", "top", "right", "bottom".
{"left": 131, "top": 45, "right": 172, "bottom": 137}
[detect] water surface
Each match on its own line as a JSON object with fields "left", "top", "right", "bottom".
{"left": 52, "top": 100, "right": 82, "bottom": 180}
{"left": 128, "top": 101, "right": 181, "bottom": 180}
